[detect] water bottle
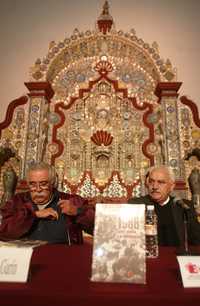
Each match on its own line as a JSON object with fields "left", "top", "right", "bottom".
{"left": 145, "top": 205, "right": 159, "bottom": 258}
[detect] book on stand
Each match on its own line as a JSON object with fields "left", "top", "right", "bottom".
{"left": 91, "top": 204, "right": 146, "bottom": 284}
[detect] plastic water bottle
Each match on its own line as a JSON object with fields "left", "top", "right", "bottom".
{"left": 145, "top": 205, "right": 159, "bottom": 258}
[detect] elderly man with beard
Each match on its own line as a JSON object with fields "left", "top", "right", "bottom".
{"left": 128, "top": 166, "right": 200, "bottom": 247}
{"left": 0, "top": 162, "right": 94, "bottom": 244}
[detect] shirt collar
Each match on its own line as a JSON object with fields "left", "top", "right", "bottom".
{"left": 159, "top": 196, "right": 170, "bottom": 206}
{"left": 33, "top": 193, "right": 54, "bottom": 210}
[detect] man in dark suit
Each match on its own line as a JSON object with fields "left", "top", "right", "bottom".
{"left": 128, "top": 166, "right": 200, "bottom": 246}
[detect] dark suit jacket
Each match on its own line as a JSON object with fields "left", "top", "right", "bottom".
{"left": 128, "top": 195, "right": 200, "bottom": 246}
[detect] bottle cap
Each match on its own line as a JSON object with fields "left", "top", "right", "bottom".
{"left": 147, "top": 205, "right": 154, "bottom": 210}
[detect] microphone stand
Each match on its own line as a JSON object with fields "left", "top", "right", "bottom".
{"left": 184, "top": 211, "right": 189, "bottom": 254}
{"left": 57, "top": 194, "right": 71, "bottom": 246}
{"left": 65, "top": 224, "right": 71, "bottom": 246}
{"left": 176, "top": 209, "right": 190, "bottom": 255}
{"left": 173, "top": 197, "right": 189, "bottom": 255}
{"left": 176, "top": 201, "right": 199, "bottom": 256}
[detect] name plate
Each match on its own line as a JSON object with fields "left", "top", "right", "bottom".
{"left": 177, "top": 256, "right": 200, "bottom": 287}
{"left": 0, "top": 246, "right": 33, "bottom": 283}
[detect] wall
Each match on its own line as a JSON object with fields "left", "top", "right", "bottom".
{"left": 0, "top": 0, "right": 200, "bottom": 122}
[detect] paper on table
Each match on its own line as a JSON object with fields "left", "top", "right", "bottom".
{"left": 0, "top": 246, "right": 33, "bottom": 283}
{"left": 177, "top": 256, "right": 200, "bottom": 288}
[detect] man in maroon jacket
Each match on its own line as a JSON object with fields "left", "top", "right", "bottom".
{"left": 0, "top": 162, "right": 94, "bottom": 244}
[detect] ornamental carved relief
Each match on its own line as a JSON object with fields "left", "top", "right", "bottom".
{"left": 47, "top": 58, "right": 155, "bottom": 198}
{"left": 0, "top": 2, "right": 200, "bottom": 202}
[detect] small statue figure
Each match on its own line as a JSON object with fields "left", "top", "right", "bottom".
{"left": 188, "top": 168, "right": 200, "bottom": 215}
{"left": 0, "top": 147, "right": 15, "bottom": 167}
{"left": 0, "top": 166, "right": 18, "bottom": 207}
{"left": 186, "top": 148, "right": 200, "bottom": 161}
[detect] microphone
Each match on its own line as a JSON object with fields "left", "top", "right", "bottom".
{"left": 56, "top": 194, "right": 71, "bottom": 246}
{"left": 173, "top": 196, "right": 190, "bottom": 210}
{"left": 192, "top": 194, "right": 200, "bottom": 215}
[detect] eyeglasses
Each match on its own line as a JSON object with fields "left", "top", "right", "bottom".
{"left": 28, "top": 180, "right": 50, "bottom": 191}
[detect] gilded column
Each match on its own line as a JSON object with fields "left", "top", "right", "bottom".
{"left": 22, "top": 82, "right": 54, "bottom": 177}
{"left": 155, "top": 82, "right": 184, "bottom": 180}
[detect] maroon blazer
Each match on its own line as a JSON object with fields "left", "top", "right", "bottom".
{"left": 0, "top": 190, "right": 95, "bottom": 244}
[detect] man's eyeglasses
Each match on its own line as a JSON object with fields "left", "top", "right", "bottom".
{"left": 28, "top": 181, "right": 50, "bottom": 191}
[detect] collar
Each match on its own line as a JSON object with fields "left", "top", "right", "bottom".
{"left": 158, "top": 196, "right": 170, "bottom": 206}
{"left": 35, "top": 194, "right": 54, "bottom": 210}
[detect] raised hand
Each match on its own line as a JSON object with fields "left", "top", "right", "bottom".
{"left": 58, "top": 199, "right": 78, "bottom": 216}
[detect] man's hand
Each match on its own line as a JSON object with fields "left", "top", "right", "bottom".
{"left": 58, "top": 199, "right": 78, "bottom": 216}
{"left": 35, "top": 208, "right": 59, "bottom": 220}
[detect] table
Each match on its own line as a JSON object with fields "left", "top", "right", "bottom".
{"left": 0, "top": 243, "right": 200, "bottom": 306}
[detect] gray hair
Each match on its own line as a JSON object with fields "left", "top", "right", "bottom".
{"left": 148, "top": 165, "right": 175, "bottom": 182}
{"left": 27, "top": 162, "right": 57, "bottom": 186}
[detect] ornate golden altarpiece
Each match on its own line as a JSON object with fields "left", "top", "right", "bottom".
{"left": 0, "top": 2, "right": 200, "bottom": 203}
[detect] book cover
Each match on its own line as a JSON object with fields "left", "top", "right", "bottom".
{"left": 91, "top": 204, "right": 146, "bottom": 283}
